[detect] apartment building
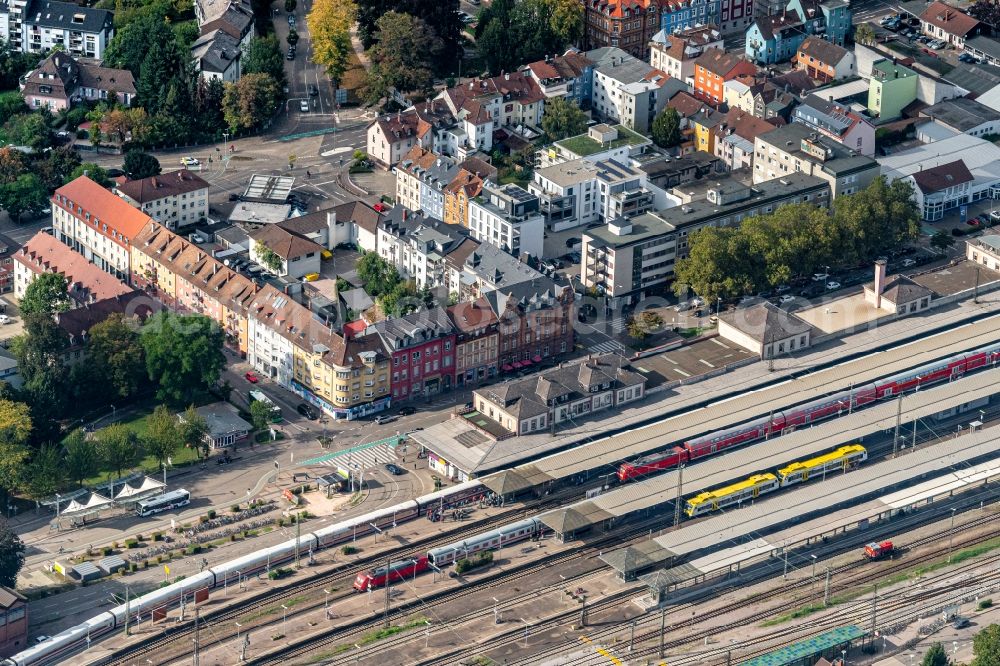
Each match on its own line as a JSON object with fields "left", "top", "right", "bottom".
{"left": 131, "top": 222, "right": 258, "bottom": 352}
{"left": 795, "top": 35, "right": 855, "bottom": 82}
{"left": 753, "top": 123, "right": 879, "bottom": 197}
{"left": 792, "top": 95, "right": 875, "bottom": 157}
{"left": 485, "top": 277, "right": 575, "bottom": 369}
{"left": 469, "top": 182, "right": 545, "bottom": 259}
{"left": 293, "top": 327, "right": 391, "bottom": 420}
{"left": 473, "top": 354, "right": 646, "bottom": 436}
{"left": 115, "top": 169, "right": 210, "bottom": 230}
{"left": 20, "top": 52, "right": 135, "bottom": 111}
{"left": 445, "top": 240, "right": 546, "bottom": 302}
{"left": 584, "top": 0, "right": 659, "bottom": 60}
{"left": 693, "top": 48, "right": 758, "bottom": 105}
{"left": 529, "top": 160, "right": 602, "bottom": 231}
{"left": 648, "top": 25, "right": 723, "bottom": 84}
{"left": 376, "top": 211, "right": 466, "bottom": 290}
{"left": 443, "top": 169, "right": 485, "bottom": 228}
{"left": 538, "top": 123, "right": 652, "bottom": 168}
{"left": 438, "top": 72, "right": 546, "bottom": 131}
{"left": 366, "top": 101, "right": 457, "bottom": 169}
{"left": 249, "top": 224, "right": 323, "bottom": 279}
{"left": 370, "top": 308, "right": 457, "bottom": 401}
{"left": 522, "top": 50, "right": 594, "bottom": 103}
{"left": 595, "top": 158, "right": 656, "bottom": 221}
{"left": 447, "top": 297, "right": 499, "bottom": 386}
{"left": 712, "top": 109, "right": 777, "bottom": 169}
{"left": 588, "top": 47, "right": 685, "bottom": 133}
{"left": 14, "top": 231, "right": 132, "bottom": 306}
{"left": 581, "top": 173, "right": 831, "bottom": 304}
{"left": 52, "top": 175, "right": 152, "bottom": 282}
{"left": 0, "top": 0, "right": 113, "bottom": 59}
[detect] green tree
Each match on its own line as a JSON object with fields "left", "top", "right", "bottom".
{"left": 0, "top": 147, "right": 27, "bottom": 186}
{"left": 179, "top": 405, "right": 211, "bottom": 458}
{"left": 356, "top": 0, "right": 463, "bottom": 73}
{"left": 832, "top": 176, "right": 920, "bottom": 262}
{"left": 36, "top": 145, "right": 81, "bottom": 191}
{"left": 0, "top": 523, "right": 25, "bottom": 588}
{"left": 973, "top": 625, "right": 1000, "bottom": 666}
{"left": 244, "top": 36, "right": 287, "bottom": 88}
{"left": 137, "top": 40, "right": 180, "bottom": 113}
{"left": 63, "top": 428, "right": 99, "bottom": 488}
{"left": 255, "top": 241, "right": 284, "bottom": 273}
{"left": 123, "top": 150, "right": 162, "bottom": 179}
{"left": 475, "top": 0, "right": 581, "bottom": 76}
{"left": 308, "top": 0, "right": 357, "bottom": 83}
{"left": 3, "top": 112, "right": 52, "bottom": 153}
{"left": 0, "top": 400, "right": 32, "bottom": 503}
{"left": 95, "top": 423, "right": 141, "bottom": 479}
{"left": 931, "top": 229, "right": 955, "bottom": 252}
{"left": 250, "top": 400, "right": 273, "bottom": 433}
{"left": 475, "top": 0, "right": 519, "bottom": 75}
{"left": 0, "top": 92, "right": 26, "bottom": 122}
{"left": 89, "top": 124, "right": 103, "bottom": 153}
{"left": 68, "top": 163, "right": 110, "bottom": 188}
{"left": 222, "top": 73, "right": 281, "bottom": 133}
{"left": 0, "top": 174, "right": 48, "bottom": 221}
{"left": 11, "top": 316, "right": 68, "bottom": 432}
{"left": 364, "top": 11, "right": 440, "bottom": 104}
{"left": 651, "top": 107, "right": 682, "bottom": 148}
{"left": 923, "top": 643, "right": 950, "bottom": 666}
{"left": 357, "top": 252, "right": 401, "bottom": 296}
{"left": 25, "top": 445, "right": 64, "bottom": 500}
{"left": 18, "top": 272, "right": 69, "bottom": 317}
{"left": 854, "top": 22, "right": 876, "bottom": 46}
{"left": 87, "top": 314, "right": 146, "bottom": 400}
{"left": 540, "top": 97, "right": 588, "bottom": 141}
{"left": 626, "top": 318, "right": 647, "bottom": 340}
{"left": 145, "top": 405, "right": 181, "bottom": 467}
{"left": 140, "top": 311, "right": 226, "bottom": 405}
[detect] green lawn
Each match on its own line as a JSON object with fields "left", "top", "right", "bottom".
{"left": 556, "top": 124, "right": 648, "bottom": 157}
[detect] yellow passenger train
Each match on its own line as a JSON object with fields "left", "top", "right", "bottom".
{"left": 684, "top": 445, "right": 867, "bottom": 517}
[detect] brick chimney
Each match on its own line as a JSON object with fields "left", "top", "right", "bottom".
{"left": 873, "top": 259, "right": 887, "bottom": 309}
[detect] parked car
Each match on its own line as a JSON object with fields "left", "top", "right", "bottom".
{"left": 826, "top": 281, "right": 841, "bottom": 290}
{"left": 300, "top": 99, "right": 309, "bottom": 112}
{"left": 779, "top": 294, "right": 795, "bottom": 304}
{"left": 287, "top": 49, "right": 296, "bottom": 60}
{"left": 953, "top": 617, "right": 971, "bottom": 629}
{"left": 181, "top": 156, "right": 200, "bottom": 167}
{"left": 308, "top": 84, "right": 319, "bottom": 97}
{"left": 812, "top": 273, "right": 829, "bottom": 281}
{"left": 902, "top": 258, "right": 916, "bottom": 267}
{"left": 674, "top": 301, "right": 692, "bottom": 312}
{"left": 398, "top": 406, "right": 416, "bottom": 416}
{"left": 375, "top": 414, "right": 397, "bottom": 425}
{"left": 959, "top": 53, "right": 979, "bottom": 63}
{"left": 297, "top": 403, "right": 319, "bottom": 420}
{"left": 373, "top": 202, "right": 389, "bottom": 212}
{"left": 384, "top": 463, "right": 404, "bottom": 475}
{"left": 245, "top": 371, "right": 259, "bottom": 383}
{"left": 566, "top": 237, "right": 581, "bottom": 248}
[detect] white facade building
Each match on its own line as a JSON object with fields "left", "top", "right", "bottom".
{"left": 468, "top": 183, "right": 545, "bottom": 259}
{"left": 528, "top": 160, "right": 601, "bottom": 231}
{"left": 114, "top": 170, "right": 209, "bottom": 231}
{"left": 0, "top": 0, "right": 113, "bottom": 59}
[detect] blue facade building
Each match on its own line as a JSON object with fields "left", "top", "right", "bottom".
{"left": 746, "top": 0, "right": 852, "bottom": 64}
{"left": 659, "top": 0, "right": 722, "bottom": 35}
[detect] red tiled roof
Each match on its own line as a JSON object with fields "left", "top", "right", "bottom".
{"left": 54, "top": 176, "right": 153, "bottom": 246}
{"left": 920, "top": 2, "right": 980, "bottom": 37}
{"left": 115, "top": 169, "right": 209, "bottom": 204}
{"left": 16, "top": 232, "right": 133, "bottom": 304}
{"left": 588, "top": 0, "right": 652, "bottom": 19}
{"left": 695, "top": 48, "right": 755, "bottom": 77}
{"left": 668, "top": 91, "right": 705, "bottom": 116}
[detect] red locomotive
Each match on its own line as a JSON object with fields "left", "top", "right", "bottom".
{"left": 864, "top": 541, "right": 895, "bottom": 560}
{"left": 617, "top": 341, "right": 1000, "bottom": 482}
{"left": 353, "top": 556, "right": 429, "bottom": 591}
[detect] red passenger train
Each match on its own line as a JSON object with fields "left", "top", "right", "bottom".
{"left": 617, "top": 341, "right": 1000, "bottom": 482}
{"left": 353, "top": 556, "right": 429, "bottom": 591}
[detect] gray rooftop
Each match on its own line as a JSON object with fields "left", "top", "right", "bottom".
{"left": 584, "top": 173, "right": 829, "bottom": 249}
{"left": 757, "top": 122, "right": 878, "bottom": 177}
{"left": 921, "top": 96, "right": 1000, "bottom": 132}
{"left": 718, "top": 301, "right": 812, "bottom": 343}
{"left": 191, "top": 402, "right": 251, "bottom": 438}
{"left": 586, "top": 47, "right": 656, "bottom": 84}
{"left": 453, "top": 240, "right": 544, "bottom": 290}
{"left": 25, "top": 0, "right": 111, "bottom": 33}
{"left": 243, "top": 174, "right": 295, "bottom": 203}
{"left": 534, "top": 160, "right": 601, "bottom": 188}
{"left": 944, "top": 62, "right": 1000, "bottom": 96}
{"left": 191, "top": 29, "right": 241, "bottom": 75}
{"left": 965, "top": 36, "right": 1000, "bottom": 60}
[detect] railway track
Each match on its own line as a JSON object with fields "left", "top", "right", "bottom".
{"left": 499, "top": 501, "right": 1000, "bottom": 666}
{"left": 92, "top": 497, "right": 566, "bottom": 666}
{"left": 238, "top": 514, "right": 688, "bottom": 666}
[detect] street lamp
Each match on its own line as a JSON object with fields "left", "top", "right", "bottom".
{"left": 281, "top": 604, "right": 288, "bottom": 634}
{"left": 324, "top": 589, "right": 331, "bottom": 618}
{"left": 811, "top": 554, "right": 817, "bottom": 588}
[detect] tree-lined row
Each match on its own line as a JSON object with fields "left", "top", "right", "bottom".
{"left": 673, "top": 178, "right": 921, "bottom": 301}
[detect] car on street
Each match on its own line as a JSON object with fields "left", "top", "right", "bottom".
{"left": 826, "top": 281, "right": 841, "bottom": 290}
{"left": 286, "top": 49, "right": 295, "bottom": 60}
{"left": 959, "top": 53, "right": 979, "bottom": 63}
{"left": 953, "top": 617, "right": 971, "bottom": 629}
{"left": 245, "top": 371, "right": 259, "bottom": 383}
{"left": 373, "top": 202, "right": 389, "bottom": 212}
{"left": 308, "top": 84, "right": 319, "bottom": 97}
{"left": 566, "top": 237, "right": 581, "bottom": 248}
{"left": 779, "top": 294, "right": 795, "bottom": 304}
{"left": 902, "top": 258, "right": 916, "bottom": 267}
{"left": 181, "top": 156, "right": 200, "bottom": 167}
{"left": 398, "top": 406, "right": 416, "bottom": 416}
{"left": 812, "top": 272, "right": 829, "bottom": 281}
{"left": 967, "top": 218, "right": 981, "bottom": 226}
{"left": 674, "top": 301, "right": 691, "bottom": 312}
{"left": 297, "top": 403, "right": 319, "bottom": 420}
{"left": 300, "top": 99, "right": 309, "bottom": 112}
{"left": 384, "top": 463, "right": 404, "bottom": 475}
{"left": 375, "top": 414, "right": 397, "bottom": 425}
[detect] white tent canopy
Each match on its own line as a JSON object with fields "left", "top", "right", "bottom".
{"left": 114, "top": 477, "right": 165, "bottom": 500}
{"left": 61, "top": 493, "right": 112, "bottom": 517}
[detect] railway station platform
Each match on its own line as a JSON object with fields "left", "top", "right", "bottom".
{"left": 598, "top": 426, "right": 1000, "bottom": 581}
{"left": 743, "top": 625, "right": 864, "bottom": 666}
{"left": 468, "top": 316, "right": 1000, "bottom": 492}
{"left": 538, "top": 367, "right": 1000, "bottom": 541}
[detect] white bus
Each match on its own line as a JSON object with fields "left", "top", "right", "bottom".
{"left": 136, "top": 489, "right": 191, "bottom": 517}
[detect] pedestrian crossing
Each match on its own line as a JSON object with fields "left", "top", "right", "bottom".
{"left": 588, "top": 339, "right": 627, "bottom": 355}
{"left": 316, "top": 443, "right": 398, "bottom": 472}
